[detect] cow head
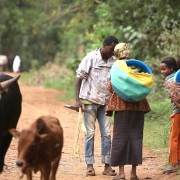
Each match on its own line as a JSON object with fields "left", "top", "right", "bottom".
{"left": 9, "top": 128, "right": 48, "bottom": 174}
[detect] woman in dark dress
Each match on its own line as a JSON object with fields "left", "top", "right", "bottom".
{"left": 107, "top": 43, "right": 151, "bottom": 180}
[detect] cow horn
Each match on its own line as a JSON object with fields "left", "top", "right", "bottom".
{"left": 0, "top": 74, "right": 21, "bottom": 90}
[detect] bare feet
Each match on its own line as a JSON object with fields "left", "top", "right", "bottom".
{"left": 115, "top": 165, "right": 126, "bottom": 179}
{"left": 130, "top": 165, "right": 139, "bottom": 180}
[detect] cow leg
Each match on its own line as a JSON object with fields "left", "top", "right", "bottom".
{"left": 26, "top": 170, "right": 32, "bottom": 180}
{"left": 50, "top": 157, "right": 60, "bottom": 180}
{"left": 0, "top": 134, "right": 12, "bottom": 173}
{"left": 41, "top": 164, "right": 51, "bottom": 180}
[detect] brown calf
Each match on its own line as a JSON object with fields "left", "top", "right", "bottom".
{"left": 10, "top": 116, "right": 63, "bottom": 180}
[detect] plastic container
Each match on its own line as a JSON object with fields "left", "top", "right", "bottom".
{"left": 111, "top": 59, "right": 154, "bottom": 102}
{"left": 174, "top": 69, "right": 180, "bottom": 83}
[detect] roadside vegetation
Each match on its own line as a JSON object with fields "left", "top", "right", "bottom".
{"left": 20, "top": 63, "right": 75, "bottom": 101}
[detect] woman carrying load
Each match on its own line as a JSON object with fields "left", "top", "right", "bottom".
{"left": 107, "top": 43, "right": 151, "bottom": 180}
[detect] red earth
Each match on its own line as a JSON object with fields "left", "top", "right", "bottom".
{"left": 0, "top": 74, "right": 179, "bottom": 180}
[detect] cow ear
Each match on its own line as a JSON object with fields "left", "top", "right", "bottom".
{"left": 36, "top": 118, "right": 45, "bottom": 133}
{"left": 9, "top": 129, "right": 21, "bottom": 138}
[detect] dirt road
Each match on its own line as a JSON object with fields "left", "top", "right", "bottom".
{"left": 0, "top": 81, "right": 179, "bottom": 180}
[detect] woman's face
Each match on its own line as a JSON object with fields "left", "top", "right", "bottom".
{"left": 160, "top": 63, "right": 174, "bottom": 77}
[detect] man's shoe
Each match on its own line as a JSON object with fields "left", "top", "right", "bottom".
{"left": 102, "top": 165, "right": 117, "bottom": 176}
{"left": 86, "top": 164, "right": 95, "bottom": 176}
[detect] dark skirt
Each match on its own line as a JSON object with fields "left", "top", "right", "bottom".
{"left": 110, "top": 111, "right": 144, "bottom": 166}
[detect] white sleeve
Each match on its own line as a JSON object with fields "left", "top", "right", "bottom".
{"left": 76, "top": 53, "right": 93, "bottom": 80}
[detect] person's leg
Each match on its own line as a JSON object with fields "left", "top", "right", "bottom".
{"left": 169, "top": 114, "right": 180, "bottom": 167}
{"left": 130, "top": 164, "right": 139, "bottom": 180}
{"left": 83, "top": 104, "right": 97, "bottom": 176}
{"left": 163, "top": 113, "right": 180, "bottom": 174}
{"left": 176, "top": 114, "right": 180, "bottom": 166}
{"left": 118, "top": 165, "right": 125, "bottom": 179}
{"left": 112, "top": 165, "right": 125, "bottom": 180}
{"left": 98, "top": 105, "right": 116, "bottom": 176}
{"left": 98, "top": 105, "right": 111, "bottom": 163}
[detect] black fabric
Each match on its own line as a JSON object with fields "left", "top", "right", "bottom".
{"left": 110, "top": 111, "right": 144, "bottom": 166}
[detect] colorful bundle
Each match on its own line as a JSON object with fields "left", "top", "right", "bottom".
{"left": 165, "top": 70, "right": 180, "bottom": 108}
{"left": 111, "top": 59, "right": 154, "bottom": 102}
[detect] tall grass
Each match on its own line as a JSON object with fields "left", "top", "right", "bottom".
{"left": 144, "top": 94, "right": 172, "bottom": 155}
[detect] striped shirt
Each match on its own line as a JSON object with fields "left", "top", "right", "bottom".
{"left": 76, "top": 49, "right": 115, "bottom": 105}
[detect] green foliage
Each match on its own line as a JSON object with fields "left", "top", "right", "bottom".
{"left": 0, "top": 0, "right": 179, "bottom": 81}
{"left": 0, "top": 0, "right": 61, "bottom": 70}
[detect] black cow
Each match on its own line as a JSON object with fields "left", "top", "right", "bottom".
{"left": 0, "top": 73, "right": 22, "bottom": 173}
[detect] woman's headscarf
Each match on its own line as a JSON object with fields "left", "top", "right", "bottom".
{"left": 114, "top": 43, "right": 131, "bottom": 59}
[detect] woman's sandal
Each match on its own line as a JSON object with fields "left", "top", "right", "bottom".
{"left": 162, "top": 166, "right": 180, "bottom": 174}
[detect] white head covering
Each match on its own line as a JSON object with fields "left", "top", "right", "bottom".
{"left": 114, "top": 43, "right": 131, "bottom": 59}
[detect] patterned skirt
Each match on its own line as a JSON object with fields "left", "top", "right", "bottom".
{"left": 110, "top": 111, "right": 144, "bottom": 166}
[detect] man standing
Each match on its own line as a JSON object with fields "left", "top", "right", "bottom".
{"left": 75, "top": 36, "right": 119, "bottom": 176}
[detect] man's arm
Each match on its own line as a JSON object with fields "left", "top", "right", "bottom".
{"left": 75, "top": 77, "right": 82, "bottom": 107}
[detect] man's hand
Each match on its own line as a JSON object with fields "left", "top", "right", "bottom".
{"left": 75, "top": 99, "right": 82, "bottom": 110}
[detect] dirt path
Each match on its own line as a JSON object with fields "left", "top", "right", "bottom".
{"left": 0, "top": 81, "right": 179, "bottom": 180}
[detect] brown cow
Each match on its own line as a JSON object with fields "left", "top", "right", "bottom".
{"left": 10, "top": 116, "right": 63, "bottom": 180}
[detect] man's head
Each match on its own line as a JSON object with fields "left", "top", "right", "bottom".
{"left": 101, "top": 36, "right": 119, "bottom": 60}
